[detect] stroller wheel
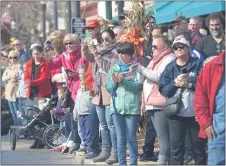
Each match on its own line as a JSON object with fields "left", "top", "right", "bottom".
{"left": 43, "top": 124, "right": 62, "bottom": 149}
{"left": 9, "top": 129, "right": 17, "bottom": 150}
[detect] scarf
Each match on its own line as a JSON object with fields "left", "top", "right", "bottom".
{"left": 92, "top": 43, "right": 119, "bottom": 95}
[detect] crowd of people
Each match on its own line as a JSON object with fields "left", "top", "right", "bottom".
{"left": 1, "top": 11, "right": 225, "bottom": 165}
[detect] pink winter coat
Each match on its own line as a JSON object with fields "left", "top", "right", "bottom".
{"left": 48, "top": 48, "right": 88, "bottom": 100}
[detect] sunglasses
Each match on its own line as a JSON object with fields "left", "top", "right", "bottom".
{"left": 101, "top": 37, "right": 110, "bottom": 42}
{"left": 64, "top": 42, "right": 74, "bottom": 46}
{"left": 9, "top": 56, "right": 17, "bottom": 59}
{"left": 173, "top": 45, "right": 186, "bottom": 51}
{"left": 152, "top": 45, "right": 158, "bottom": 49}
{"left": 13, "top": 44, "right": 20, "bottom": 46}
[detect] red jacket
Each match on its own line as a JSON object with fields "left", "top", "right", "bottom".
{"left": 194, "top": 51, "right": 225, "bottom": 139}
{"left": 24, "top": 59, "right": 52, "bottom": 98}
{"left": 48, "top": 49, "right": 88, "bottom": 100}
{"left": 85, "top": 62, "right": 94, "bottom": 90}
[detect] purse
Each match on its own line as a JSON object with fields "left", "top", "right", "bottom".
{"left": 163, "top": 88, "right": 185, "bottom": 117}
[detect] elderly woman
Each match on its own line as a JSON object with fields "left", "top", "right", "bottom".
{"left": 137, "top": 35, "right": 175, "bottom": 164}
{"left": 158, "top": 37, "right": 206, "bottom": 165}
{"left": 48, "top": 34, "right": 88, "bottom": 153}
{"left": 82, "top": 28, "right": 118, "bottom": 164}
{"left": 2, "top": 50, "right": 21, "bottom": 126}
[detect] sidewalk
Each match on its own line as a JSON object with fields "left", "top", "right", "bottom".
{"left": 73, "top": 133, "right": 159, "bottom": 165}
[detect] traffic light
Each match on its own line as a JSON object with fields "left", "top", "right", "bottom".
{"left": 10, "top": 37, "right": 15, "bottom": 45}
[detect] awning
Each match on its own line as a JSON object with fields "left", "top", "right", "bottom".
{"left": 149, "top": 1, "right": 225, "bottom": 24}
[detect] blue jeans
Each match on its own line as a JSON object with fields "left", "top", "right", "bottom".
{"left": 208, "top": 131, "right": 225, "bottom": 165}
{"left": 60, "top": 121, "right": 67, "bottom": 143}
{"left": 86, "top": 102, "right": 100, "bottom": 153}
{"left": 96, "top": 105, "right": 117, "bottom": 149}
{"left": 18, "top": 97, "right": 27, "bottom": 125}
{"left": 8, "top": 100, "right": 21, "bottom": 125}
{"left": 112, "top": 114, "right": 140, "bottom": 165}
{"left": 78, "top": 115, "right": 89, "bottom": 150}
{"left": 77, "top": 120, "right": 84, "bottom": 148}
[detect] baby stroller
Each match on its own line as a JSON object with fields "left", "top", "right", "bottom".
{"left": 8, "top": 95, "right": 63, "bottom": 150}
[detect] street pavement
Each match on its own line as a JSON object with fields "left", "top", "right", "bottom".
{"left": 1, "top": 134, "right": 158, "bottom": 165}
{"left": 1, "top": 134, "right": 76, "bottom": 165}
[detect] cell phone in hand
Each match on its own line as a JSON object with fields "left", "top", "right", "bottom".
{"left": 181, "top": 67, "right": 188, "bottom": 74}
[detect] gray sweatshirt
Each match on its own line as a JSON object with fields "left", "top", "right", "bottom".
{"left": 73, "top": 88, "right": 90, "bottom": 115}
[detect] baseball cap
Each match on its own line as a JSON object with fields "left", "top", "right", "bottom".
{"left": 171, "top": 15, "right": 187, "bottom": 23}
{"left": 85, "top": 20, "right": 100, "bottom": 29}
{"left": 171, "top": 37, "right": 190, "bottom": 48}
{"left": 29, "top": 43, "right": 41, "bottom": 50}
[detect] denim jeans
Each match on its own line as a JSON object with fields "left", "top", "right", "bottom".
{"left": 96, "top": 105, "right": 117, "bottom": 149}
{"left": 86, "top": 102, "right": 100, "bottom": 153}
{"left": 77, "top": 119, "right": 84, "bottom": 148}
{"left": 78, "top": 115, "right": 89, "bottom": 150}
{"left": 8, "top": 100, "right": 21, "bottom": 125}
{"left": 18, "top": 97, "right": 27, "bottom": 125}
{"left": 143, "top": 110, "right": 157, "bottom": 156}
{"left": 60, "top": 121, "right": 67, "bottom": 143}
{"left": 112, "top": 114, "right": 140, "bottom": 165}
{"left": 208, "top": 131, "right": 225, "bottom": 165}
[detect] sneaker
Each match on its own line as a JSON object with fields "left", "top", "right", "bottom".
{"left": 76, "top": 148, "right": 87, "bottom": 156}
{"left": 85, "top": 152, "right": 99, "bottom": 159}
{"left": 139, "top": 153, "right": 158, "bottom": 162}
{"left": 69, "top": 146, "right": 80, "bottom": 154}
{"left": 184, "top": 156, "right": 194, "bottom": 165}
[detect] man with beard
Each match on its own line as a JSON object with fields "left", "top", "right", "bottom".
{"left": 196, "top": 12, "right": 225, "bottom": 59}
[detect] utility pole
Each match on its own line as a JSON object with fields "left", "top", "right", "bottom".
{"left": 74, "top": 1, "right": 80, "bottom": 17}
{"left": 40, "top": 1, "right": 47, "bottom": 43}
{"left": 53, "top": 1, "right": 58, "bottom": 30}
{"left": 117, "top": 1, "right": 124, "bottom": 16}
{"left": 105, "top": 1, "right": 112, "bottom": 20}
{"left": 67, "top": 1, "right": 72, "bottom": 33}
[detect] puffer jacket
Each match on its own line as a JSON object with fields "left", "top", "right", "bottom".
{"left": 138, "top": 49, "right": 175, "bottom": 111}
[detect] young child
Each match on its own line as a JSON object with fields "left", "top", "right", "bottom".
{"left": 50, "top": 87, "right": 68, "bottom": 150}
{"left": 73, "top": 66, "right": 91, "bottom": 154}
{"left": 105, "top": 42, "right": 143, "bottom": 165}
{"left": 17, "top": 63, "right": 28, "bottom": 126}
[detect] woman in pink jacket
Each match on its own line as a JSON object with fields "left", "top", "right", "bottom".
{"left": 48, "top": 34, "right": 88, "bottom": 152}
{"left": 137, "top": 35, "right": 175, "bottom": 165}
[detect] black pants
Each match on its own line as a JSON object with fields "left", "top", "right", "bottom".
{"left": 142, "top": 111, "right": 157, "bottom": 156}
{"left": 168, "top": 115, "right": 207, "bottom": 165}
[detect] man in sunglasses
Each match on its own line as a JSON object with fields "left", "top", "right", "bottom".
{"left": 13, "top": 39, "right": 31, "bottom": 65}
{"left": 196, "top": 12, "right": 225, "bottom": 59}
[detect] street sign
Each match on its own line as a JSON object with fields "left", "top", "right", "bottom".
{"left": 71, "top": 18, "right": 86, "bottom": 38}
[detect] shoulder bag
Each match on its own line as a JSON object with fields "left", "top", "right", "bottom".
{"left": 163, "top": 88, "right": 185, "bottom": 117}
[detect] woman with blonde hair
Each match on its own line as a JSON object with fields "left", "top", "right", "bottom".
{"left": 48, "top": 33, "right": 88, "bottom": 153}
{"left": 2, "top": 50, "right": 21, "bottom": 125}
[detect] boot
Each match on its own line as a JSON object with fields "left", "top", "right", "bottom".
{"left": 92, "top": 148, "right": 111, "bottom": 163}
{"left": 106, "top": 148, "right": 118, "bottom": 165}
{"left": 30, "top": 140, "right": 38, "bottom": 149}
